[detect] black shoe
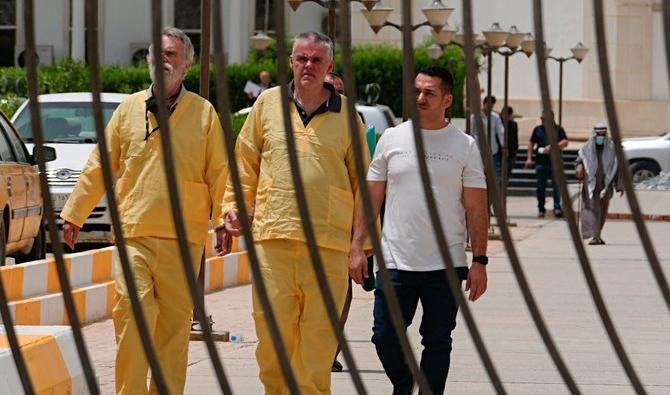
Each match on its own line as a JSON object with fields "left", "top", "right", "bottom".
{"left": 331, "top": 359, "right": 343, "bottom": 372}
{"left": 553, "top": 209, "right": 563, "bottom": 218}
{"left": 538, "top": 211, "right": 546, "bottom": 218}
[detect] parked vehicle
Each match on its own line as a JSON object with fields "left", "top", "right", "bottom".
{"left": 0, "top": 110, "right": 56, "bottom": 263}
{"left": 622, "top": 132, "right": 670, "bottom": 182}
{"left": 10, "top": 92, "right": 127, "bottom": 245}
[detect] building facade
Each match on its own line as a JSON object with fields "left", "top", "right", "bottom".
{"left": 1, "top": 0, "right": 668, "bottom": 136}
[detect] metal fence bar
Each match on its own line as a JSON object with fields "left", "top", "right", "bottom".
{"left": 592, "top": 0, "right": 670, "bottom": 313}
{"left": 532, "top": 1, "right": 646, "bottom": 393}
{"left": 0, "top": 222, "right": 35, "bottom": 395}
{"left": 148, "top": 1, "right": 233, "bottom": 393}
{"left": 272, "top": 0, "right": 368, "bottom": 393}
{"left": 84, "top": 0, "right": 170, "bottom": 393}
{"left": 397, "top": 1, "right": 506, "bottom": 393}
{"left": 22, "top": 1, "right": 100, "bottom": 393}
{"left": 210, "top": 0, "right": 302, "bottom": 393}
{"left": 459, "top": 0, "right": 581, "bottom": 393}
{"left": 337, "top": 1, "right": 434, "bottom": 394}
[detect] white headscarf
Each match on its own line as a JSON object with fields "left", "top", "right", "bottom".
{"left": 578, "top": 123, "right": 618, "bottom": 199}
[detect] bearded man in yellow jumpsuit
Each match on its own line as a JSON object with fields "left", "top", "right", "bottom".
{"left": 216, "top": 31, "right": 370, "bottom": 395}
{"left": 61, "top": 27, "right": 228, "bottom": 394}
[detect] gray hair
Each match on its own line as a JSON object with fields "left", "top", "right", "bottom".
{"left": 292, "top": 31, "right": 334, "bottom": 60}
{"left": 147, "top": 27, "right": 195, "bottom": 63}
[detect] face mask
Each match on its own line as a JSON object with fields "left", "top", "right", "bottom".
{"left": 595, "top": 135, "right": 606, "bottom": 146}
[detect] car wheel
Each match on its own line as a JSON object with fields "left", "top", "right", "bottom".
{"left": 629, "top": 160, "right": 660, "bottom": 183}
{"left": 16, "top": 223, "right": 46, "bottom": 263}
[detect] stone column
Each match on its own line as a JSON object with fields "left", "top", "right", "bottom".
{"left": 582, "top": 0, "right": 654, "bottom": 100}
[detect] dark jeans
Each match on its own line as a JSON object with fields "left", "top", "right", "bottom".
{"left": 535, "top": 162, "right": 561, "bottom": 212}
{"left": 372, "top": 269, "right": 462, "bottom": 395}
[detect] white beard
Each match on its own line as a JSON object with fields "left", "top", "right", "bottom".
{"left": 148, "top": 61, "right": 181, "bottom": 86}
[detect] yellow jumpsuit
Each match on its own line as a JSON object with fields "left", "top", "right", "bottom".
{"left": 220, "top": 86, "right": 370, "bottom": 395}
{"left": 61, "top": 88, "right": 227, "bottom": 394}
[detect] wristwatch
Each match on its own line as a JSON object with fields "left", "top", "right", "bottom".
{"left": 472, "top": 255, "right": 488, "bottom": 265}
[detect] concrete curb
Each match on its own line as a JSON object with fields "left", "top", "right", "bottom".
{"left": 1, "top": 240, "right": 249, "bottom": 326}
{"left": 0, "top": 325, "right": 87, "bottom": 394}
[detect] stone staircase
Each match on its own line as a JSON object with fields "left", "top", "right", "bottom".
{"left": 507, "top": 147, "right": 580, "bottom": 196}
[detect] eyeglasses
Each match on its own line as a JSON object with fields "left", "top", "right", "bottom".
{"left": 292, "top": 55, "right": 325, "bottom": 66}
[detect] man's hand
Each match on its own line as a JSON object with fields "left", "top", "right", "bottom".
{"left": 224, "top": 210, "right": 242, "bottom": 236}
{"left": 63, "top": 221, "right": 80, "bottom": 250}
{"left": 524, "top": 159, "right": 533, "bottom": 169}
{"left": 575, "top": 164, "right": 584, "bottom": 180}
{"left": 348, "top": 246, "right": 368, "bottom": 285}
{"left": 214, "top": 227, "right": 233, "bottom": 256}
{"left": 465, "top": 262, "right": 488, "bottom": 302}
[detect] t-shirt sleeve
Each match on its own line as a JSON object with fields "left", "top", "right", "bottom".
{"left": 558, "top": 126, "right": 568, "bottom": 140}
{"left": 463, "top": 140, "right": 487, "bottom": 189}
{"left": 366, "top": 131, "right": 389, "bottom": 181}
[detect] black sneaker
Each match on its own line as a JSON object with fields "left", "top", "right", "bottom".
{"left": 553, "top": 209, "right": 563, "bottom": 218}
{"left": 332, "top": 359, "right": 343, "bottom": 372}
{"left": 538, "top": 211, "right": 546, "bottom": 218}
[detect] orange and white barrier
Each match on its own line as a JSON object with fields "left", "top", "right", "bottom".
{"left": 0, "top": 325, "right": 87, "bottom": 394}
{"left": 1, "top": 240, "right": 250, "bottom": 326}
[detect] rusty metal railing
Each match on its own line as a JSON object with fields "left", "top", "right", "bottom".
{"left": 4, "top": 1, "right": 667, "bottom": 393}
{"left": 532, "top": 0, "right": 645, "bottom": 393}
{"left": 22, "top": 0, "right": 100, "bottom": 393}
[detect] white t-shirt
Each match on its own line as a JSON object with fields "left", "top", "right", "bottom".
{"left": 367, "top": 120, "right": 487, "bottom": 271}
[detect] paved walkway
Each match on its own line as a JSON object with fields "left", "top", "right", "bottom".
{"left": 83, "top": 196, "right": 670, "bottom": 394}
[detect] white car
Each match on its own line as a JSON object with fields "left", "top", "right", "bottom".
{"left": 11, "top": 92, "right": 128, "bottom": 244}
{"left": 622, "top": 132, "right": 670, "bottom": 182}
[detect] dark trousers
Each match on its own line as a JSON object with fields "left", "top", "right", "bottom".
{"left": 372, "top": 269, "right": 461, "bottom": 395}
{"left": 535, "top": 162, "right": 561, "bottom": 212}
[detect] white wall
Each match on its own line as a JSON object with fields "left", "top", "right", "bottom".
{"left": 15, "top": 0, "right": 69, "bottom": 65}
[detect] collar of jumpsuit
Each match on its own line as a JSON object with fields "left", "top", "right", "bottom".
{"left": 288, "top": 80, "right": 341, "bottom": 126}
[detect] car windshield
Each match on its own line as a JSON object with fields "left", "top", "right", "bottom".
{"left": 13, "top": 101, "right": 119, "bottom": 143}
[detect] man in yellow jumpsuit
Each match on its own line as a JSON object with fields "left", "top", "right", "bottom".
{"left": 61, "top": 27, "right": 228, "bottom": 394}
{"left": 216, "top": 31, "right": 370, "bottom": 395}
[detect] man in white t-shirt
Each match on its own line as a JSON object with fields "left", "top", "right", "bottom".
{"left": 352, "top": 67, "right": 489, "bottom": 395}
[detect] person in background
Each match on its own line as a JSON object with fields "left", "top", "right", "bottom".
{"left": 470, "top": 95, "right": 505, "bottom": 186}
{"left": 247, "top": 70, "right": 276, "bottom": 105}
{"left": 575, "top": 122, "right": 624, "bottom": 245}
{"left": 500, "top": 105, "right": 519, "bottom": 180}
{"left": 525, "top": 111, "right": 569, "bottom": 218}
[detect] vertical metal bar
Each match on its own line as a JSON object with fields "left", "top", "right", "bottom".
{"left": 327, "top": 0, "right": 337, "bottom": 41}
{"left": 22, "top": 1, "right": 100, "bottom": 393}
{"left": 194, "top": 0, "right": 212, "bottom": 325}
{"left": 0, "top": 222, "right": 35, "bottom": 394}
{"left": 149, "top": 1, "right": 233, "bottom": 393}
{"left": 84, "top": 1, "right": 170, "bottom": 393}
{"left": 501, "top": 53, "right": 509, "bottom": 217}
{"left": 272, "top": 0, "right": 368, "bottom": 393}
{"left": 461, "top": 1, "right": 581, "bottom": 392}
{"left": 533, "top": 1, "right": 646, "bottom": 393}
{"left": 558, "top": 60, "right": 563, "bottom": 125}
{"left": 402, "top": 0, "right": 506, "bottom": 392}
{"left": 210, "top": 0, "right": 302, "bottom": 393}
{"left": 200, "top": 0, "right": 212, "bottom": 99}
{"left": 615, "top": 0, "right": 670, "bottom": 314}
{"left": 337, "top": 1, "right": 433, "bottom": 394}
